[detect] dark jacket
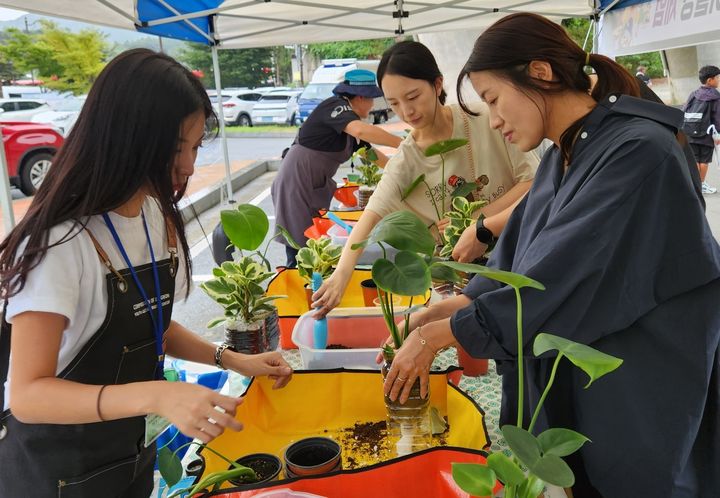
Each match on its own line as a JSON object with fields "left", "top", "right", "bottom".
{"left": 684, "top": 85, "right": 720, "bottom": 146}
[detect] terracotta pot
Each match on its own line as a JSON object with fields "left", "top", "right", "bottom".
{"left": 361, "top": 279, "right": 379, "bottom": 307}
{"left": 284, "top": 437, "right": 342, "bottom": 478}
{"left": 457, "top": 345, "right": 489, "bottom": 377}
{"left": 304, "top": 284, "right": 314, "bottom": 309}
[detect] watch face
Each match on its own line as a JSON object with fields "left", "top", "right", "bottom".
{"left": 476, "top": 219, "right": 494, "bottom": 245}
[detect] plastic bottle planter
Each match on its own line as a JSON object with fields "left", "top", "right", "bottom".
{"left": 381, "top": 361, "right": 432, "bottom": 457}
{"left": 357, "top": 186, "right": 375, "bottom": 209}
{"left": 228, "top": 453, "right": 282, "bottom": 488}
{"left": 224, "top": 308, "right": 280, "bottom": 355}
{"left": 284, "top": 437, "right": 342, "bottom": 478}
{"left": 185, "top": 455, "right": 206, "bottom": 481}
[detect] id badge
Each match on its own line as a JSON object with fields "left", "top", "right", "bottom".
{"left": 144, "top": 413, "right": 171, "bottom": 447}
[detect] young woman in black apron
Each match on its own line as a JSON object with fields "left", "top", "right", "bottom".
{"left": 271, "top": 69, "right": 402, "bottom": 267}
{"left": 0, "top": 49, "right": 292, "bottom": 497}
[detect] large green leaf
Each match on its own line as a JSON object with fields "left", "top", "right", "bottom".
{"left": 452, "top": 182, "right": 478, "bottom": 198}
{"left": 529, "top": 454, "right": 575, "bottom": 488}
{"left": 517, "top": 476, "right": 545, "bottom": 498}
{"left": 425, "top": 138, "right": 468, "bottom": 157}
{"left": 354, "top": 211, "right": 435, "bottom": 255}
{"left": 200, "top": 279, "right": 235, "bottom": 298}
{"left": 158, "top": 446, "right": 183, "bottom": 488}
{"left": 533, "top": 333, "right": 623, "bottom": 388}
{"left": 502, "top": 425, "right": 541, "bottom": 468}
{"left": 372, "top": 251, "right": 431, "bottom": 296}
{"left": 451, "top": 463, "right": 496, "bottom": 496}
{"left": 439, "top": 261, "right": 545, "bottom": 290}
{"left": 430, "top": 262, "right": 462, "bottom": 284}
{"left": 401, "top": 174, "right": 426, "bottom": 200}
{"left": 276, "top": 224, "right": 301, "bottom": 250}
{"left": 537, "top": 428, "right": 590, "bottom": 457}
{"left": 487, "top": 452, "right": 525, "bottom": 486}
{"left": 221, "top": 204, "right": 269, "bottom": 251}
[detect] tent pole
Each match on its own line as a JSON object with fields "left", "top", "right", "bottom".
{"left": 211, "top": 43, "right": 234, "bottom": 204}
{"left": 0, "top": 135, "right": 15, "bottom": 233}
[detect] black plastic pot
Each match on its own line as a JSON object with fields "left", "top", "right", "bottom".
{"left": 227, "top": 453, "right": 282, "bottom": 487}
{"left": 284, "top": 437, "right": 342, "bottom": 478}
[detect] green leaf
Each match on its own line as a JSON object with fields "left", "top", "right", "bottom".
{"left": 425, "top": 138, "right": 468, "bottom": 157}
{"left": 502, "top": 425, "right": 541, "bottom": 468}
{"left": 357, "top": 211, "right": 435, "bottom": 255}
{"left": 276, "top": 224, "right": 301, "bottom": 250}
{"left": 200, "top": 279, "right": 235, "bottom": 297}
{"left": 158, "top": 446, "right": 183, "bottom": 488}
{"left": 439, "top": 261, "right": 545, "bottom": 290}
{"left": 207, "top": 317, "right": 227, "bottom": 329}
{"left": 517, "top": 476, "right": 545, "bottom": 498}
{"left": 530, "top": 454, "right": 575, "bottom": 488}
{"left": 401, "top": 174, "right": 426, "bottom": 200}
{"left": 451, "top": 463, "right": 496, "bottom": 496}
{"left": 372, "top": 251, "right": 431, "bottom": 296}
{"left": 452, "top": 182, "right": 478, "bottom": 198}
{"left": 537, "top": 428, "right": 590, "bottom": 457}
{"left": 533, "top": 333, "right": 623, "bottom": 388}
{"left": 430, "top": 262, "right": 462, "bottom": 284}
{"left": 487, "top": 452, "right": 525, "bottom": 486}
{"left": 366, "top": 148, "right": 378, "bottom": 161}
{"left": 221, "top": 204, "right": 269, "bottom": 251}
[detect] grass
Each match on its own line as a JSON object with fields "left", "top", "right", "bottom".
{"left": 224, "top": 125, "right": 298, "bottom": 133}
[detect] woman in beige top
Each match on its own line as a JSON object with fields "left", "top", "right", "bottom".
{"left": 312, "top": 41, "right": 538, "bottom": 316}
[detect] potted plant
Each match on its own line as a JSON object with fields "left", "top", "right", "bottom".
{"left": 443, "top": 263, "right": 624, "bottom": 497}
{"left": 200, "top": 204, "right": 295, "bottom": 354}
{"left": 158, "top": 442, "right": 280, "bottom": 497}
{"left": 296, "top": 235, "right": 342, "bottom": 307}
{"left": 352, "top": 210, "right": 461, "bottom": 456}
{"left": 353, "top": 146, "right": 382, "bottom": 209}
{"left": 401, "top": 138, "right": 472, "bottom": 245}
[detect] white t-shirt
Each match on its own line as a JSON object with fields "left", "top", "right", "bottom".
{"left": 3, "top": 197, "right": 189, "bottom": 410}
{"left": 366, "top": 103, "right": 538, "bottom": 227}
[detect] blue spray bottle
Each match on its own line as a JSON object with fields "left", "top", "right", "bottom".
{"left": 312, "top": 272, "right": 328, "bottom": 349}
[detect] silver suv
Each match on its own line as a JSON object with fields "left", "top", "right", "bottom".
{"left": 208, "top": 89, "right": 262, "bottom": 126}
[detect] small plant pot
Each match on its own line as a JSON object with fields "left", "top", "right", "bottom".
{"left": 456, "top": 345, "right": 489, "bottom": 377}
{"left": 228, "top": 453, "right": 282, "bottom": 487}
{"left": 304, "top": 284, "right": 314, "bottom": 309}
{"left": 360, "top": 279, "right": 379, "bottom": 306}
{"left": 224, "top": 308, "right": 278, "bottom": 354}
{"left": 284, "top": 437, "right": 342, "bottom": 478}
{"left": 185, "top": 455, "right": 205, "bottom": 482}
{"left": 357, "top": 186, "right": 375, "bottom": 209}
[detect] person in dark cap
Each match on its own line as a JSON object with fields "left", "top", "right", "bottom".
{"left": 271, "top": 69, "right": 401, "bottom": 267}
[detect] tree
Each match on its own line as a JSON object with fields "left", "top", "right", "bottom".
{"left": 0, "top": 21, "right": 108, "bottom": 94}
{"left": 177, "top": 43, "right": 275, "bottom": 88}
{"left": 307, "top": 38, "right": 397, "bottom": 60}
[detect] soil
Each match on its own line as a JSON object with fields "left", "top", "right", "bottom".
{"left": 326, "top": 344, "right": 350, "bottom": 349}
{"left": 230, "top": 457, "right": 279, "bottom": 484}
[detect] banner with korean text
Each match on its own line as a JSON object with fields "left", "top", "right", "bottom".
{"left": 599, "top": 0, "right": 720, "bottom": 56}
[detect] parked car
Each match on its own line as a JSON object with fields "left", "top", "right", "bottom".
{"left": 250, "top": 89, "right": 303, "bottom": 125}
{"left": 1, "top": 121, "right": 64, "bottom": 195}
{"left": 208, "top": 89, "right": 263, "bottom": 126}
{"left": 0, "top": 98, "right": 52, "bottom": 122}
{"left": 31, "top": 96, "right": 86, "bottom": 136}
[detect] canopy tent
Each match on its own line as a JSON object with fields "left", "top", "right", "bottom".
{"left": 598, "top": 0, "right": 720, "bottom": 57}
{"left": 0, "top": 0, "right": 597, "bottom": 232}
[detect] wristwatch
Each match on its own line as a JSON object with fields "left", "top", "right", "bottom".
{"left": 214, "top": 343, "right": 235, "bottom": 370}
{"left": 475, "top": 217, "right": 497, "bottom": 246}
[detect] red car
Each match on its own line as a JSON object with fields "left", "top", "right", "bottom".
{"left": 1, "top": 121, "right": 64, "bottom": 196}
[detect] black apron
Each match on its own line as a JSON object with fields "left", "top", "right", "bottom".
{"left": 0, "top": 225, "right": 177, "bottom": 497}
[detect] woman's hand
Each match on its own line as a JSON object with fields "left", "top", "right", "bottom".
{"left": 154, "top": 382, "right": 244, "bottom": 444}
{"left": 374, "top": 307, "right": 430, "bottom": 364}
{"left": 311, "top": 271, "right": 351, "bottom": 318}
{"left": 227, "top": 351, "right": 293, "bottom": 389}
{"left": 382, "top": 325, "right": 439, "bottom": 404}
{"left": 452, "top": 224, "right": 488, "bottom": 263}
{"left": 436, "top": 217, "right": 451, "bottom": 234}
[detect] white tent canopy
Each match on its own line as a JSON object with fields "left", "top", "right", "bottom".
{"left": 0, "top": 0, "right": 593, "bottom": 48}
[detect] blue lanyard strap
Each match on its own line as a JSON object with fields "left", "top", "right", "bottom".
{"left": 102, "top": 210, "right": 165, "bottom": 378}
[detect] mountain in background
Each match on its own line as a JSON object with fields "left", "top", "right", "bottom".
{"left": 0, "top": 13, "right": 190, "bottom": 57}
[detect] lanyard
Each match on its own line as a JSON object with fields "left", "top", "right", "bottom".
{"left": 102, "top": 210, "right": 165, "bottom": 379}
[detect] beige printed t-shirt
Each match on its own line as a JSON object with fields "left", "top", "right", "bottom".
{"left": 366, "top": 103, "right": 538, "bottom": 227}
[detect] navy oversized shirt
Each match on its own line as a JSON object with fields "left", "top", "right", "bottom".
{"left": 454, "top": 95, "right": 720, "bottom": 497}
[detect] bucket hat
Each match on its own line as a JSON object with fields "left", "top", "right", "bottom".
{"left": 332, "top": 69, "right": 384, "bottom": 98}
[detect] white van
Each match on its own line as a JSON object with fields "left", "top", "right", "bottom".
{"left": 296, "top": 59, "right": 391, "bottom": 125}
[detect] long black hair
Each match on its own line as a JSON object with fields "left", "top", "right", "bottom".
{"left": 0, "top": 48, "right": 214, "bottom": 298}
{"left": 457, "top": 13, "right": 639, "bottom": 162}
{"left": 377, "top": 40, "right": 447, "bottom": 104}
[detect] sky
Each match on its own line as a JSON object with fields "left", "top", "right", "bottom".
{"left": 0, "top": 7, "right": 25, "bottom": 21}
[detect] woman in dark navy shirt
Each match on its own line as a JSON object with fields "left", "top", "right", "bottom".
{"left": 383, "top": 13, "right": 720, "bottom": 498}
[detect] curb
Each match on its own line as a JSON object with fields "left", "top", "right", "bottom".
{"left": 178, "top": 159, "right": 282, "bottom": 220}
